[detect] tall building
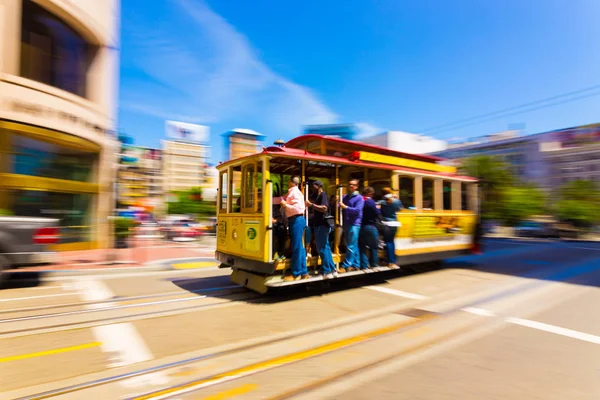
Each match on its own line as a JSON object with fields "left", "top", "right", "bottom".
{"left": 223, "top": 128, "right": 265, "bottom": 161}
{"left": 0, "top": 0, "right": 120, "bottom": 250}
{"left": 117, "top": 146, "right": 163, "bottom": 210}
{"left": 362, "top": 131, "right": 448, "bottom": 154}
{"left": 302, "top": 124, "right": 359, "bottom": 141}
{"left": 162, "top": 121, "right": 210, "bottom": 194}
{"left": 162, "top": 140, "right": 209, "bottom": 193}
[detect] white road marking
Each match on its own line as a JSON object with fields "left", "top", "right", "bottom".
{"left": 462, "top": 307, "right": 495, "bottom": 317}
{"left": 0, "top": 292, "right": 77, "bottom": 302}
{"left": 507, "top": 317, "right": 600, "bottom": 344}
{"left": 69, "top": 280, "right": 168, "bottom": 388}
{"left": 573, "top": 247, "right": 600, "bottom": 251}
{"left": 365, "top": 286, "right": 427, "bottom": 300}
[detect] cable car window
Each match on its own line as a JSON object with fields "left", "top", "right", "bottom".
{"left": 399, "top": 177, "right": 414, "bottom": 209}
{"left": 257, "top": 161, "right": 263, "bottom": 213}
{"left": 243, "top": 164, "right": 255, "bottom": 211}
{"left": 423, "top": 179, "right": 434, "bottom": 210}
{"left": 443, "top": 181, "right": 452, "bottom": 210}
{"left": 219, "top": 171, "right": 228, "bottom": 212}
{"left": 231, "top": 166, "right": 242, "bottom": 213}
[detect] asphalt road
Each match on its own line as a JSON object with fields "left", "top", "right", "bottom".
{"left": 1, "top": 238, "right": 599, "bottom": 400}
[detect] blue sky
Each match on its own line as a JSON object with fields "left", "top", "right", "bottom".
{"left": 118, "top": 0, "right": 600, "bottom": 164}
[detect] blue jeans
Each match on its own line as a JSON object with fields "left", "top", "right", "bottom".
{"left": 341, "top": 225, "right": 361, "bottom": 269}
{"left": 304, "top": 226, "right": 312, "bottom": 252}
{"left": 383, "top": 225, "right": 398, "bottom": 264}
{"left": 289, "top": 215, "right": 308, "bottom": 277}
{"left": 315, "top": 225, "right": 335, "bottom": 274}
{"left": 359, "top": 225, "right": 379, "bottom": 269}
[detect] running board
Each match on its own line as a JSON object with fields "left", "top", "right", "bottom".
{"left": 265, "top": 266, "right": 400, "bottom": 288}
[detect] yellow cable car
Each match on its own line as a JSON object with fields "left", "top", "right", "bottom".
{"left": 215, "top": 135, "right": 480, "bottom": 293}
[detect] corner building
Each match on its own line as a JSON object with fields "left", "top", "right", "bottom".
{"left": 0, "top": 0, "right": 120, "bottom": 250}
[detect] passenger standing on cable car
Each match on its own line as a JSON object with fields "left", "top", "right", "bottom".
{"left": 305, "top": 180, "right": 337, "bottom": 279}
{"left": 339, "top": 179, "right": 364, "bottom": 272}
{"left": 378, "top": 187, "right": 402, "bottom": 269}
{"left": 359, "top": 186, "right": 381, "bottom": 271}
{"left": 273, "top": 176, "right": 308, "bottom": 281}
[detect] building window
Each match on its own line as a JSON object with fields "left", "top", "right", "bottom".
{"left": 10, "top": 190, "right": 92, "bottom": 243}
{"left": 6, "top": 134, "right": 97, "bottom": 182}
{"left": 20, "top": 0, "right": 97, "bottom": 97}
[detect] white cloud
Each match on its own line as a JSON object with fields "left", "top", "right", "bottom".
{"left": 121, "top": 0, "right": 338, "bottom": 135}
{"left": 355, "top": 122, "right": 383, "bottom": 138}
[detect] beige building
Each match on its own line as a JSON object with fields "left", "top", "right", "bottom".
{"left": 223, "top": 128, "right": 264, "bottom": 160}
{"left": 0, "top": 0, "right": 120, "bottom": 250}
{"left": 162, "top": 140, "right": 209, "bottom": 193}
{"left": 117, "top": 147, "right": 163, "bottom": 209}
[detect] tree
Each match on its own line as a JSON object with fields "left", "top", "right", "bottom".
{"left": 166, "top": 187, "right": 216, "bottom": 216}
{"left": 459, "top": 155, "right": 515, "bottom": 221}
{"left": 502, "top": 185, "right": 546, "bottom": 225}
{"left": 554, "top": 180, "right": 600, "bottom": 228}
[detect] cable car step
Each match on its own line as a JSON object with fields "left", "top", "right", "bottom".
{"left": 265, "top": 265, "right": 398, "bottom": 287}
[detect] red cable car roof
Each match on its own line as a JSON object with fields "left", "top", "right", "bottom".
{"left": 284, "top": 134, "right": 445, "bottom": 163}
{"left": 217, "top": 141, "right": 476, "bottom": 181}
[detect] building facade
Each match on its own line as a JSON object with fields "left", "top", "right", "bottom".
{"left": 0, "top": 0, "right": 120, "bottom": 250}
{"left": 162, "top": 140, "right": 209, "bottom": 193}
{"left": 302, "top": 124, "right": 359, "bottom": 141}
{"left": 362, "top": 131, "right": 448, "bottom": 154}
{"left": 432, "top": 130, "right": 549, "bottom": 186}
{"left": 222, "top": 128, "right": 264, "bottom": 161}
{"left": 538, "top": 123, "right": 600, "bottom": 188}
{"left": 432, "top": 124, "right": 600, "bottom": 191}
{"left": 117, "top": 146, "right": 163, "bottom": 210}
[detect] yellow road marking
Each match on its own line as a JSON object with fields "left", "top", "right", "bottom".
{"left": 0, "top": 341, "right": 101, "bottom": 363}
{"left": 133, "top": 315, "right": 435, "bottom": 399}
{"left": 172, "top": 261, "right": 218, "bottom": 269}
{"left": 201, "top": 384, "right": 258, "bottom": 400}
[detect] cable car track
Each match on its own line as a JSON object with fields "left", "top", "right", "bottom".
{"left": 0, "top": 284, "right": 244, "bottom": 316}
{"left": 0, "top": 287, "right": 255, "bottom": 338}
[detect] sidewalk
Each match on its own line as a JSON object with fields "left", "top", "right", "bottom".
{"left": 10, "top": 236, "right": 217, "bottom": 272}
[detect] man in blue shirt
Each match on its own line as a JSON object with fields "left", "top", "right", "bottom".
{"left": 339, "top": 179, "right": 364, "bottom": 272}
{"left": 360, "top": 186, "right": 382, "bottom": 271}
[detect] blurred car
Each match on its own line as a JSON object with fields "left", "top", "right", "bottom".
{"left": 514, "top": 221, "right": 559, "bottom": 238}
{"left": 0, "top": 216, "right": 60, "bottom": 283}
{"left": 195, "top": 217, "right": 217, "bottom": 235}
{"left": 164, "top": 222, "right": 199, "bottom": 240}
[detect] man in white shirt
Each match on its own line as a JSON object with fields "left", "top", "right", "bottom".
{"left": 273, "top": 176, "right": 308, "bottom": 280}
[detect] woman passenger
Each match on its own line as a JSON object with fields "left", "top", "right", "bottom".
{"left": 378, "top": 187, "right": 402, "bottom": 269}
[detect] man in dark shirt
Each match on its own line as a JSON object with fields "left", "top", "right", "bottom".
{"left": 305, "top": 180, "right": 337, "bottom": 278}
{"left": 359, "top": 186, "right": 381, "bottom": 271}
